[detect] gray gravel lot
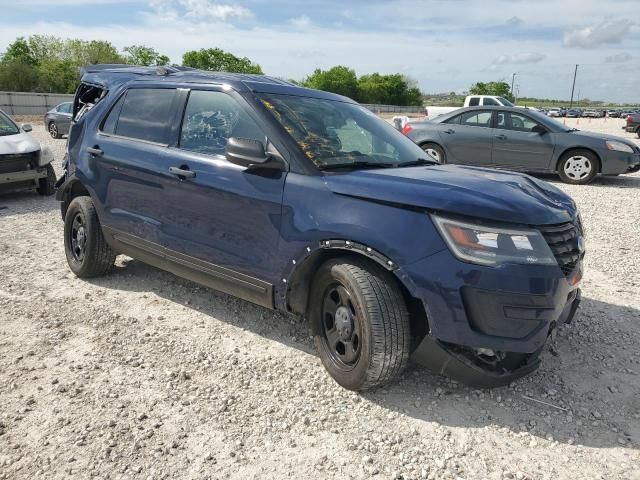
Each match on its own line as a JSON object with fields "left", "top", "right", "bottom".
{"left": 0, "top": 121, "right": 639, "bottom": 480}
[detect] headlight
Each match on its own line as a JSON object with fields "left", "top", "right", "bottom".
{"left": 606, "top": 140, "right": 634, "bottom": 153}
{"left": 432, "top": 215, "right": 556, "bottom": 266}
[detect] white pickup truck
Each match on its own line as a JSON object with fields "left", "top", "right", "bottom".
{"left": 424, "top": 95, "right": 514, "bottom": 119}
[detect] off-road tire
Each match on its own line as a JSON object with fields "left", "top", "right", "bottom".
{"left": 64, "top": 196, "right": 116, "bottom": 278}
{"left": 48, "top": 122, "right": 61, "bottom": 139}
{"left": 36, "top": 164, "right": 56, "bottom": 196}
{"left": 421, "top": 142, "right": 446, "bottom": 164}
{"left": 557, "top": 149, "right": 599, "bottom": 185}
{"left": 309, "top": 259, "right": 411, "bottom": 391}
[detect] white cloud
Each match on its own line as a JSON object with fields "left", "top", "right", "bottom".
{"left": 179, "top": 0, "right": 251, "bottom": 20}
{"left": 605, "top": 52, "right": 632, "bottom": 63}
{"left": 563, "top": 19, "right": 634, "bottom": 49}
{"left": 493, "top": 53, "right": 546, "bottom": 64}
{"left": 290, "top": 15, "right": 311, "bottom": 28}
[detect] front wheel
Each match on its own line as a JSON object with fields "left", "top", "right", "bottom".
{"left": 309, "top": 259, "right": 411, "bottom": 391}
{"left": 421, "top": 143, "right": 446, "bottom": 164}
{"left": 557, "top": 150, "right": 599, "bottom": 184}
{"left": 64, "top": 196, "right": 116, "bottom": 278}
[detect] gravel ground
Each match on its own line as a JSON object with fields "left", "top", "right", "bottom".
{"left": 1, "top": 119, "right": 639, "bottom": 480}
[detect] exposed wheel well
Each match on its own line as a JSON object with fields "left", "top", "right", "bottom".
{"left": 556, "top": 147, "right": 601, "bottom": 173}
{"left": 286, "top": 250, "right": 429, "bottom": 347}
{"left": 60, "top": 180, "right": 90, "bottom": 220}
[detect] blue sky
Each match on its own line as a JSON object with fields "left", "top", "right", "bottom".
{"left": 1, "top": 0, "right": 639, "bottom": 102}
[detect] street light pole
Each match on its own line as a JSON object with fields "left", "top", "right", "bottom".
{"left": 569, "top": 64, "right": 579, "bottom": 109}
{"left": 511, "top": 72, "right": 517, "bottom": 99}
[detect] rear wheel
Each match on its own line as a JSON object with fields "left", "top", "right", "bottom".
{"left": 557, "top": 150, "right": 599, "bottom": 184}
{"left": 36, "top": 164, "right": 56, "bottom": 196}
{"left": 309, "top": 259, "right": 411, "bottom": 391}
{"left": 48, "top": 122, "right": 61, "bottom": 139}
{"left": 421, "top": 142, "right": 446, "bottom": 164}
{"left": 64, "top": 196, "right": 116, "bottom": 278}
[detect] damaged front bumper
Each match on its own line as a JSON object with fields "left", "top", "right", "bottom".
{"left": 399, "top": 248, "right": 583, "bottom": 387}
{"left": 412, "top": 289, "right": 580, "bottom": 388}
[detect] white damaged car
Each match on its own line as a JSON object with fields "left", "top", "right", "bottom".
{"left": 0, "top": 109, "right": 56, "bottom": 195}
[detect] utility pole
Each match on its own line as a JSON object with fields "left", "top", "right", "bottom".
{"left": 569, "top": 64, "right": 578, "bottom": 109}
{"left": 511, "top": 73, "right": 517, "bottom": 99}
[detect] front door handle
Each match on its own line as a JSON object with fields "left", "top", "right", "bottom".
{"left": 495, "top": 134, "right": 507, "bottom": 140}
{"left": 169, "top": 166, "right": 196, "bottom": 179}
{"left": 86, "top": 146, "right": 103, "bottom": 157}
{"left": 444, "top": 129, "right": 456, "bottom": 134}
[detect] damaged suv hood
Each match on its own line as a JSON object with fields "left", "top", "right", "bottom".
{"left": 324, "top": 164, "right": 576, "bottom": 226}
{"left": 0, "top": 131, "right": 40, "bottom": 156}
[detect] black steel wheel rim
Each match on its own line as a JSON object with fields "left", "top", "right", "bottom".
{"left": 70, "top": 213, "right": 87, "bottom": 262}
{"left": 321, "top": 283, "right": 362, "bottom": 368}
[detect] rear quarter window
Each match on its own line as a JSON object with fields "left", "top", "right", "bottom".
{"left": 111, "top": 88, "right": 179, "bottom": 144}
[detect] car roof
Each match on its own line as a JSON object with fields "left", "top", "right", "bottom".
{"left": 80, "top": 64, "right": 356, "bottom": 104}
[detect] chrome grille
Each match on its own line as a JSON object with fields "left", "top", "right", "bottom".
{"left": 538, "top": 222, "right": 583, "bottom": 276}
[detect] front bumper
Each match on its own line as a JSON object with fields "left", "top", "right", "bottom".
{"left": 399, "top": 248, "right": 582, "bottom": 354}
{"left": 601, "top": 149, "right": 640, "bottom": 175}
{"left": 0, "top": 168, "right": 49, "bottom": 185}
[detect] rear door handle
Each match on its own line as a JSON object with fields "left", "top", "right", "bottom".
{"left": 444, "top": 129, "right": 455, "bottom": 134}
{"left": 169, "top": 166, "right": 196, "bottom": 179}
{"left": 86, "top": 146, "right": 103, "bottom": 157}
{"left": 495, "top": 134, "right": 507, "bottom": 140}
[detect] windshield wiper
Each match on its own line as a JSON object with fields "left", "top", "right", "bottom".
{"left": 319, "top": 161, "right": 397, "bottom": 171}
{"left": 396, "top": 158, "right": 437, "bottom": 167}
{"left": 566, "top": 128, "right": 579, "bottom": 132}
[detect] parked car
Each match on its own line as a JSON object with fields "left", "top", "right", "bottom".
{"left": 0, "top": 109, "right": 56, "bottom": 195}
{"left": 57, "top": 65, "right": 585, "bottom": 391}
{"left": 44, "top": 102, "right": 73, "bottom": 139}
{"left": 547, "top": 108, "right": 563, "bottom": 117}
{"left": 402, "top": 106, "right": 640, "bottom": 184}
{"left": 624, "top": 113, "right": 640, "bottom": 137}
{"left": 565, "top": 109, "right": 580, "bottom": 118}
{"left": 607, "top": 110, "right": 621, "bottom": 118}
{"left": 582, "top": 109, "right": 602, "bottom": 118}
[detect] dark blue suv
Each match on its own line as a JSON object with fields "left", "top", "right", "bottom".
{"left": 56, "top": 65, "right": 584, "bottom": 391}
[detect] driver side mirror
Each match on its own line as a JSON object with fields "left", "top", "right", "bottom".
{"left": 225, "top": 137, "right": 284, "bottom": 171}
{"left": 21, "top": 123, "right": 32, "bottom": 133}
{"left": 532, "top": 124, "right": 547, "bottom": 135}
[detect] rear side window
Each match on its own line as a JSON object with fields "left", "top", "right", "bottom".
{"left": 483, "top": 97, "right": 499, "bottom": 106}
{"left": 57, "top": 103, "right": 72, "bottom": 113}
{"left": 468, "top": 97, "right": 480, "bottom": 106}
{"left": 114, "top": 88, "right": 178, "bottom": 144}
{"left": 179, "top": 90, "right": 265, "bottom": 156}
{"left": 455, "top": 110, "right": 492, "bottom": 127}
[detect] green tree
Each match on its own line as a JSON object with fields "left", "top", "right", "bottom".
{"left": 0, "top": 59, "right": 39, "bottom": 91}
{"left": 468, "top": 81, "right": 514, "bottom": 101}
{"left": 123, "top": 45, "right": 170, "bottom": 66}
{"left": 2, "top": 37, "right": 36, "bottom": 65}
{"left": 357, "top": 73, "right": 422, "bottom": 106}
{"left": 37, "top": 59, "right": 79, "bottom": 93}
{"left": 182, "top": 48, "right": 262, "bottom": 74}
{"left": 302, "top": 66, "right": 359, "bottom": 99}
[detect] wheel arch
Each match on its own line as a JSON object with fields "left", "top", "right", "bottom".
{"left": 285, "top": 243, "right": 429, "bottom": 346}
{"left": 57, "top": 177, "right": 92, "bottom": 220}
{"left": 555, "top": 147, "right": 602, "bottom": 173}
